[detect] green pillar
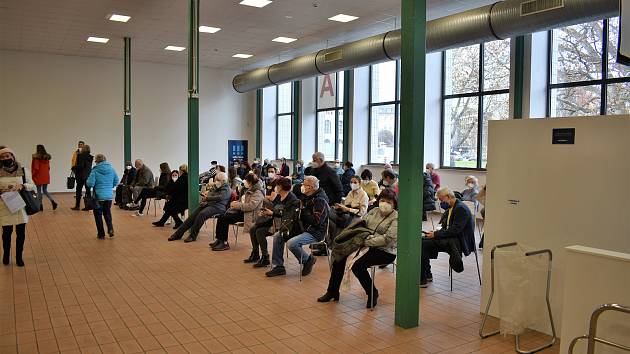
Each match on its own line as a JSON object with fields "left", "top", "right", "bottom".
{"left": 256, "top": 89, "right": 263, "bottom": 158}
{"left": 395, "top": 0, "right": 426, "bottom": 329}
{"left": 123, "top": 37, "right": 131, "bottom": 166}
{"left": 513, "top": 36, "right": 525, "bottom": 119}
{"left": 342, "top": 70, "right": 352, "bottom": 162}
{"left": 292, "top": 81, "right": 301, "bottom": 160}
{"left": 187, "top": 0, "right": 200, "bottom": 212}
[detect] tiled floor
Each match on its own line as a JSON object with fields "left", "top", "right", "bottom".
{"left": 0, "top": 195, "right": 559, "bottom": 354}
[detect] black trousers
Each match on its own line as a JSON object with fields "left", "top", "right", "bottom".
{"left": 215, "top": 212, "right": 244, "bottom": 242}
{"left": 327, "top": 248, "right": 396, "bottom": 295}
{"left": 2, "top": 223, "right": 26, "bottom": 261}
{"left": 249, "top": 221, "right": 273, "bottom": 256}
{"left": 92, "top": 200, "right": 113, "bottom": 236}
{"left": 420, "top": 238, "right": 454, "bottom": 280}
{"left": 135, "top": 188, "right": 157, "bottom": 213}
{"left": 74, "top": 178, "right": 91, "bottom": 206}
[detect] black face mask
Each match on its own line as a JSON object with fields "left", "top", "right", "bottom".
{"left": 1, "top": 159, "right": 13, "bottom": 168}
{"left": 440, "top": 201, "right": 451, "bottom": 210}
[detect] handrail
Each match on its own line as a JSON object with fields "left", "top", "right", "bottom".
{"left": 568, "top": 303, "right": 630, "bottom": 354}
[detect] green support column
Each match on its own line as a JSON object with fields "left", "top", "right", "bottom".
{"left": 123, "top": 37, "right": 131, "bottom": 166}
{"left": 395, "top": 0, "right": 426, "bottom": 329}
{"left": 256, "top": 89, "right": 263, "bottom": 158}
{"left": 187, "top": 0, "right": 200, "bottom": 212}
{"left": 342, "top": 70, "right": 352, "bottom": 162}
{"left": 292, "top": 81, "right": 301, "bottom": 160}
{"left": 513, "top": 36, "right": 525, "bottom": 119}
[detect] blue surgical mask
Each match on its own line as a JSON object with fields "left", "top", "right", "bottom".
{"left": 440, "top": 201, "right": 450, "bottom": 210}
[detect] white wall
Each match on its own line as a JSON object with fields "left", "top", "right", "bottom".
{"left": 0, "top": 50, "right": 255, "bottom": 192}
{"left": 482, "top": 116, "right": 630, "bottom": 335}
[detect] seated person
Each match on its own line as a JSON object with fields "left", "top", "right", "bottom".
{"left": 211, "top": 173, "right": 264, "bottom": 251}
{"left": 318, "top": 189, "right": 398, "bottom": 308}
{"left": 359, "top": 169, "right": 379, "bottom": 205}
{"left": 199, "top": 161, "right": 218, "bottom": 185}
{"left": 152, "top": 166, "right": 188, "bottom": 228}
{"left": 263, "top": 165, "right": 280, "bottom": 201}
{"left": 115, "top": 161, "right": 136, "bottom": 207}
{"left": 368, "top": 170, "right": 399, "bottom": 212}
{"left": 291, "top": 160, "right": 305, "bottom": 184}
{"left": 134, "top": 162, "right": 171, "bottom": 216}
{"left": 420, "top": 187, "right": 475, "bottom": 288}
{"left": 126, "top": 159, "right": 154, "bottom": 209}
{"left": 265, "top": 176, "right": 329, "bottom": 278}
{"left": 279, "top": 158, "right": 290, "bottom": 177}
{"left": 426, "top": 162, "right": 440, "bottom": 191}
{"left": 331, "top": 176, "right": 368, "bottom": 229}
{"left": 340, "top": 161, "right": 356, "bottom": 196}
{"left": 244, "top": 177, "right": 297, "bottom": 268}
{"left": 228, "top": 166, "right": 242, "bottom": 192}
{"left": 461, "top": 175, "right": 480, "bottom": 203}
{"left": 422, "top": 171, "right": 436, "bottom": 221}
{"left": 168, "top": 172, "right": 232, "bottom": 243}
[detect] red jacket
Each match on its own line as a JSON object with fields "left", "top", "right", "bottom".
{"left": 31, "top": 157, "right": 51, "bottom": 185}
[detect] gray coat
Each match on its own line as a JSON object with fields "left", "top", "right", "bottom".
{"left": 200, "top": 184, "right": 231, "bottom": 215}
{"left": 133, "top": 166, "right": 154, "bottom": 187}
{"left": 230, "top": 185, "right": 264, "bottom": 232}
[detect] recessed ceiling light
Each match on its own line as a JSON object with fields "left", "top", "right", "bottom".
{"left": 165, "top": 46, "right": 186, "bottom": 51}
{"left": 233, "top": 54, "right": 253, "bottom": 58}
{"left": 108, "top": 14, "right": 131, "bottom": 22}
{"left": 328, "top": 14, "right": 359, "bottom": 23}
{"left": 272, "top": 37, "right": 297, "bottom": 43}
{"left": 87, "top": 36, "right": 109, "bottom": 43}
{"left": 199, "top": 26, "right": 221, "bottom": 33}
{"left": 239, "top": 0, "right": 272, "bottom": 8}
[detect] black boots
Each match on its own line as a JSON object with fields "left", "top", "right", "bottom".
{"left": 243, "top": 251, "right": 260, "bottom": 263}
{"left": 71, "top": 197, "right": 81, "bottom": 211}
{"left": 183, "top": 234, "right": 197, "bottom": 243}
{"left": 253, "top": 255, "right": 270, "bottom": 268}
{"left": 51, "top": 201, "right": 58, "bottom": 210}
{"left": 366, "top": 289, "right": 379, "bottom": 309}
{"left": 317, "top": 292, "right": 340, "bottom": 302}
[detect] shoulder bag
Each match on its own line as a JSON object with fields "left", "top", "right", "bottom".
{"left": 20, "top": 168, "right": 41, "bottom": 215}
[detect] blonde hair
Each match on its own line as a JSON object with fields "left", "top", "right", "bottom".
{"left": 95, "top": 154, "right": 106, "bottom": 163}
{"left": 465, "top": 175, "right": 478, "bottom": 185}
{"left": 436, "top": 187, "right": 455, "bottom": 199}
{"left": 179, "top": 164, "right": 188, "bottom": 173}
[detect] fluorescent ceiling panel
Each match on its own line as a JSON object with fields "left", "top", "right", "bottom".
{"left": 328, "top": 14, "right": 359, "bottom": 22}
{"left": 239, "top": 0, "right": 272, "bottom": 8}
{"left": 272, "top": 36, "right": 297, "bottom": 43}
{"left": 165, "top": 46, "right": 186, "bottom": 51}
{"left": 199, "top": 26, "right": 221, "bottom": 33}
{"left": 233, "top": 53, "right": 253, "bottom": 58}
{"left": 108, "top": 14, "right": 131, "bottom": 22}
{"left": 87, "top": 36, "right": 109, "bottom": 43}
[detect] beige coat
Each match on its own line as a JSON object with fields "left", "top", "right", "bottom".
{"left": 230, "top": 187, "right": 265, "bottom": 232}
{"left": 0, "top": 165, "right": 36, "bottom": 226}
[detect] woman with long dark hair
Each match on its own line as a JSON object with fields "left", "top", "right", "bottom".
{"left": 72, "top": 144, "right": 93, "bottom": 211}
{"left": 31, "top": 144, "right": 57, "bottom": 211}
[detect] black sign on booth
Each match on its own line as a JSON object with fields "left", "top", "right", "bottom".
{"left": 552, "top": 128, "right": 575, "bottom": 145}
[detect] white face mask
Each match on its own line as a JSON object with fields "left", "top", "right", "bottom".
{"left": 382, "top": 180, "right": 390, "bottom": 186}
{"left": 300, "top": 185, "right": 307, "bottom": 194}
{"left": 311, "top": 161, "right": 320, "bottom": 168}
{"left": 268, "top": 172, "right": 276, "bottom": 179}
{"left": 350, "top": 183, "right": 360, "bottom": 191}
{"left": 172, "top": 176, "right": 178, "bottom": 182}
{"left": 362, "top": 179, "right": 369, "bottom": 184}
{"left": 334, "top": 163, "right": 340, "bottom": 168}
{"left": 379, "top": 202, "right": 393, "bottom": 214}
{"left": 466, "top": 183, "right": 475, "bottom": 188}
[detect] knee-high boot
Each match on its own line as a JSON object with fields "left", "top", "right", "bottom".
{"left": 15, "top": 232, "right": 25, "bottom": 267}
{"left": 2, "top": 233, "right": 10, "bottom": 265}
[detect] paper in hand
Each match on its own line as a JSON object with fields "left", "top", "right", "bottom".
{"left": 1, "top": 191, "right": 26, "bottom": 214}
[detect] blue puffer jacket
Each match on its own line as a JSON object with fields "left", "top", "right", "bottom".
{"left": 87, "top": 161, "right": 119, "bottom": 201}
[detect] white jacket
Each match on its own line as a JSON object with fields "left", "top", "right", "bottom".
{"left": 0, "top": 166, "right": 36, "bottom": 226}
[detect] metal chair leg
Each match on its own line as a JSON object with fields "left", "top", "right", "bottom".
{"left": 370, "top": 266, "right": 376, "bottom": 310}
{"left": 449, "top": 266, "right": 453, "bottom": 292}
{"left": 474, "top": 249, "right": 482, "bottom": 285}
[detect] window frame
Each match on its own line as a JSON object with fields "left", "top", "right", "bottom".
{"left": 276, "top": 82, "right": 294, "bottom": 160}
{"left": 440, "top": 42, "right": 510, "bottom": 171}
{"left": 368, "top": 60, "right": 401, "bottom": 165}
{"left": 315, "top": 72, "right": 344, "bottom": 161}
{"left": 546, "top": 18, "right": 630, "bottom": 117}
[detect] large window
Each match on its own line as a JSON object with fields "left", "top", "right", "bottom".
{"left": 369, "top": 61, "right": 400, "bottom": 164}
{"left": 316, "top": 72, "right": 344, "bottom": 161}
{"left": 442, "top": 39, "right": 511, "bottom": 169}
{"left": 276, "top": 82, "right": 293, "bottom": 159}
{"left": 548, "top": 18, "right": 630, "bottom": 117}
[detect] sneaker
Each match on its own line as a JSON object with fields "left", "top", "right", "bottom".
{"left": 266, "top": 266, "right": 286, "bottom": 277}
{"left": 301, "top": 256, "right": 316, "bottom": 276}
{"left": 212, "top": 241, "right": 230, "bottom": 251}
{"left": 132, "top": 211, "right": 144, "bottom": 217}
{"left": 165, "top": 219, "right": 172, "bottom": 225}
{"left": 253, "top": 256, "right": 270, "bottom": 268}
{"left": 419, "top": 279, "right": 429, "bottom": 288}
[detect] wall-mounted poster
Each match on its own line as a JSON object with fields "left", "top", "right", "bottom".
{"left": 228, "top": 140, "right": 248, "bottom": 166}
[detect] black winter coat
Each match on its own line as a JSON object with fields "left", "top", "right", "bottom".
{"left": 74, "top": 153, "right": 93, "bottom": 180}
{"left": 423, "top": 172, "right": 436, "bottom": 212}
{"left": 164, "top": 173, "right": 188, "bottom": 214}
{"left": 434, "top": 200, "right": 474, "bottom": 257}
{"left": 300, "top": 188, "right": 330, "bottom": 241}
{"left": 340, "top": 168, "right": 356, "bottom": 196}
{"left": 311, "top": 164, "right": 343, "bottom": 205}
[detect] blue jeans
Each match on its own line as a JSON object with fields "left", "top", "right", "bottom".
{"left": 93, "top": 200, "right": 113, "bottom": 236}
{"left": 36, "top": 185, "right": 56, "bottom": 204}
{"left": 286, "top": 232, "right": 317, "bottom": 265}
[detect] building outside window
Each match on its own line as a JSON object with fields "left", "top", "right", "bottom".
{"left": 276, "top": 82, "right": 293, "bottom": 159}
{"left": 369, "top": 60, "right": 400, "bottom": 164}
{"left": 549, "top": 18, "right": 630, "bottom": 117}
{"left": 316, "top": 72, "right": 344, "bottom": 161}
{"left": 442, "top": 39, "right": 511, "bottom": 169}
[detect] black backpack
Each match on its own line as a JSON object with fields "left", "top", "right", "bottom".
{"left": 277, "top": 199, "right": 304, "bottom": 241}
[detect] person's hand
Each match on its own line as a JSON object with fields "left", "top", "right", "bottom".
{"left": 15, "top": 184, "right": 23, "bottom": 191}
{"left": 334, "top": 203, "right": 342, "bottom": 209}
{"left": 425, "top": 231, "right": 435, "bottom": 239}
{"left": 263, "top": 208, "right": 273, "bottom": 216}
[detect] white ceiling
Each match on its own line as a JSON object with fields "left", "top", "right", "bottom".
{"left": 0, "top": 0, "right": 496, "bottom": 72}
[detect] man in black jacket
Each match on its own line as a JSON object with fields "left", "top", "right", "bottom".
{"left": 309, "top": 152, "right": 342, "bottom": 205}
{"left": 265, "top": 176, "right": 329, "bottom": 278}
{"left": 421, "top": 187, "right": 474, "bottom": 287}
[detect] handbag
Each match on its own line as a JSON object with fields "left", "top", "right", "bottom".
{"left": 20, "top": 168, "right": 41, "bottom": 215}
{"left": 83, "top": 189, "right": 96, "bottom": 210}
{"left": 67, "top": 172, "right": 76, "bottom": 189}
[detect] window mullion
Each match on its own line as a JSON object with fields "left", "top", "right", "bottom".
{"left": 601, "top": 18, "right": 609, "bottom": 115}
{"left": 477, "top": 44, "right": 484, "bottom": 169}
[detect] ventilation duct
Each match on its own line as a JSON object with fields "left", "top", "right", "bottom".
{"left": 232, "top": 0, "right": 619, "bottom": 93}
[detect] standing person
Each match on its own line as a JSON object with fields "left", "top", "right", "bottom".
{"left": 291, "top": 160, "right": 305, "bottom": 185}
{"left": 70, "top": 140, "right": 85, "bottom": 172}
{"left": 333, "top": 159, "right": 343, "bottom": 176}
{"left": 279, "top": 158, "right": 290, "bottom": 177}
{"left": 0, "top": 148, "right": 36, "bottom": 267}
{"left": 261, "top": 159, "right": 270, "bottom": 178}
{"left": 310, "top": 152, "right": 343, "bottom": 205}
{"left": 340, "top": 161, "right": 356, "bottom": 196}
{"left": 153, "top": 165, "right": 188, "bottom": 228}
{"left": 426, "top": 163, "right": 441, "bottom": 191}
{"left": 86, "top": 154, "right": 119, "bottom": 239}
{"left": 31, "top": 144, "right": 57, "bottom": 211}
{"left": 72, "top": 144, "right": 93, "bottom": 211}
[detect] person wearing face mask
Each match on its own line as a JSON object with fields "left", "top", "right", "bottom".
{"left": 264, "top": 166, "right": 280, "bottom": 201}
{"left": 333, "top": 159, "right": 343, "bottom": 176}
{"left": 0, "top": 147, "right": 36, "bottom": 267}
{"left": 291, "top": 159, "right": 305, "bottom": 184}
{"left": 244, "top": 177, "right": 298, "bottom": 267}
{"left": 340, "top": 161, "right": 356, "bottom": 196}
{"left": 115, "top": 161, "right": 136, "bottom": 207}
{"left": 309, "top": 152, "right": 343, "bottom": 205}
{"left": 359, "top": 169, "right": 379, "bottom": 203}
{"left": 279, "top": 158, "right": 290, "bottom": 177}
{"left": 421, "top": 187, "right": 475, "bottom": 288}
{"left": 318, "top": 189, "right": 398, "bottom": 308}
{"left": 331, "top": 176, "right": 368, "bottom": 230}
{"left": 167, "top": 172, "right": 232, "bottom": 243}
{"left": 152, "top": 166, "right": 188, "bottom": 228}
{"left": 460, "top": 175, "right": 479, "bottom": 203}
{"left": 211, "top": 173, "right": 264, "bottom": 251}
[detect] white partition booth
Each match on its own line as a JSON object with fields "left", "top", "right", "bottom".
{"left": 480, "top": 116, "right": 630, "bottom": 342}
